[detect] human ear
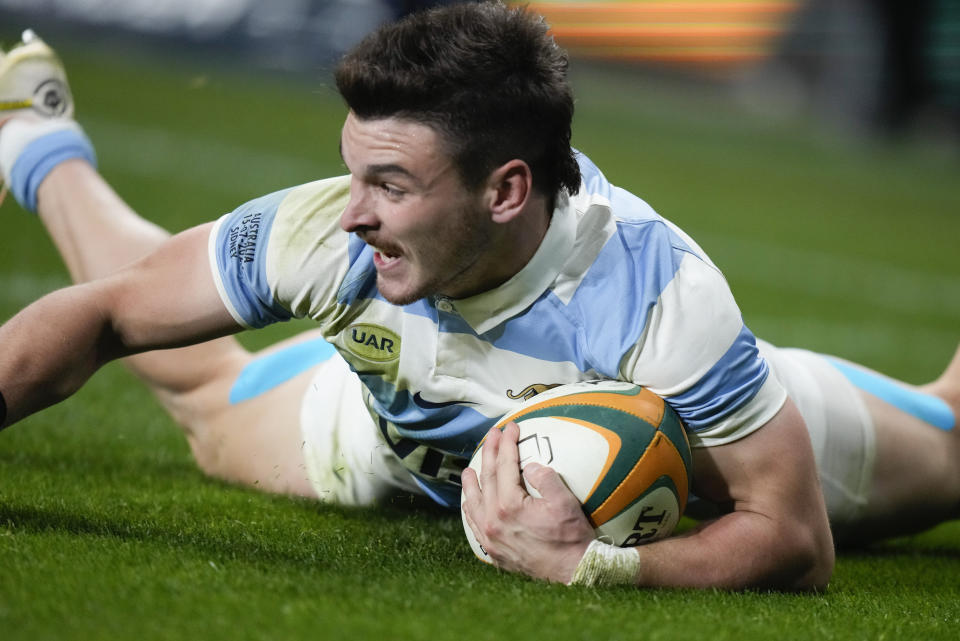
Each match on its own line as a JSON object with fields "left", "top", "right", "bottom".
{"left": 486, "top": 159, "right": 532, "bottom": 224}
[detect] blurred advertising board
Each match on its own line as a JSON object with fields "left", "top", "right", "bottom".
{"left": 520, "top": 0, "right": 801, "bottom": 73}
{"left": 0, "top": 0, "right": 407, "bottom": 68}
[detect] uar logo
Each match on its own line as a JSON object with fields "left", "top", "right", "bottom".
{"left": 345, "top": 323, "right": 401, "bottom": 362}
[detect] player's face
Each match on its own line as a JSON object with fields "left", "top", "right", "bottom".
{"left": 339, "top": 113, "right": 500, "bottom": 305}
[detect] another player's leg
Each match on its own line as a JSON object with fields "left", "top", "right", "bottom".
{"left": 0, "top": 32, "right": 311, "bottom": 498}
{"left": 760, "top": 342, "right": 960, "bottom": 544}
{"left": 838, "top": 346, "right": 960, "bottom": 543}
{"left": 1, "top": 32, "right": 419, "bottom": 506}
{"left": 1, "top": 30, "right": 242, "bottom": 403}
{"left": 219, "top": 340, "right": 423, "bottom": 504}
{"left": 28, "top": 158, "right": 249, "bottom": 398}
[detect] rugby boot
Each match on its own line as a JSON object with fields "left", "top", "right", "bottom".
{"left": 0, "top": 29, "right": 73, "bottom": 121}
{"left": 0, "top": 30, "right": 75, "bottom": 206}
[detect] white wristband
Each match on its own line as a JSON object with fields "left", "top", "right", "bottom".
{"left": 567, "top": 539, "right": 641, "bottom": 587}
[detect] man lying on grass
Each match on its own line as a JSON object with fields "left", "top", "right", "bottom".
{"left": 0, "top": 2, "right": 958, "bottom": 590}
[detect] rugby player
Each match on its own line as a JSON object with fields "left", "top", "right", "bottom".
{"left": 1, "top": 3, "right": 958, "bottom": 589}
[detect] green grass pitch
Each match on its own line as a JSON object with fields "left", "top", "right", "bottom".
{"left": 1, "top": 35, "right": 959, "bottom": 641}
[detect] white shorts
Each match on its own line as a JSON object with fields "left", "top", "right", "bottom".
{"left": 299, "top": 353, "right": 422, "bottom": 505}
{"left": 758, "top": 340, "right": 877, "bottom": 529}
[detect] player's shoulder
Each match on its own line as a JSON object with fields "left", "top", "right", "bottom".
{"left": 573, "top": 152, "right": 658, "bottom": 222}
{"left": 281, "top": 174, "right": 351, "bottom": 215}
{"left": 570, "top": 152, "right": 715, "bottom": 272}
{"left": 244, "top": 174, "right": 348, "bottom": 234}
{"left": 245, "top": 175, "right": 351, "bottom": 249}
{"left": 265, "top": 175, "right": 353, "bottom": 264}
{"left": 572, "top": 152, "right": 684, "bottom": 250}
{"left": 214, "top": 175, "right": 351, "bottom": 257}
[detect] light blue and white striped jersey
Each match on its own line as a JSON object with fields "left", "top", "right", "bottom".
{"left": 208, "top": 153, "right": 786, "bottom": 506}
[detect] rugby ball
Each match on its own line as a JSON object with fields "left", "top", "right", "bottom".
{"left": 461, "top": 380, "right": 692, "bottom": 564}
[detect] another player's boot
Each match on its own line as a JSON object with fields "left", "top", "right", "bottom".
{"left": 0, "top": 29, "right": 73, "bottom": 121}
{"left": 0, "top": 30, "right": 92, "bottom": 212}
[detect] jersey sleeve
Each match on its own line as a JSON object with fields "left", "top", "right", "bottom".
{"left": 208, "top": 175, "right": 353, "bottom": 329}
{"left": 619, "top": 247, "right": 787, "bottom": 448}
{"left": 574, "top": 154, "right": 787, "bottom": 448}
{"left": 574, "top": 158, "right": 788, "bottom": 446}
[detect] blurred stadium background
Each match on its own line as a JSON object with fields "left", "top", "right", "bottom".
{"left": 2, "top": 0, "right": 959, "bottom": 141}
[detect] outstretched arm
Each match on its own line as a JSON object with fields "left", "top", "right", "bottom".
{"left": 461, "top": 398, "right": 835, "bottom": 590}
{"left": 0, "top": 222, "right": 241, "bottom": 428}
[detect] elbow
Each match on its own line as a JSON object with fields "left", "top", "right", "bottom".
{"left": 807, "top": 533, "right": 835, "bottom": 591}
{"left": 779, "top": 521, "right": 835, "bottom": 592}
{"left": 795, "top": 540, "right": 834, "bottom": 592}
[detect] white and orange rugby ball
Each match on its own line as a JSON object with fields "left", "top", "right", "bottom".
{"left": 461, "top": 380, "right": 692, "bottom": 564}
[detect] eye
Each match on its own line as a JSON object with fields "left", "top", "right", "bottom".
{"left": 380, "top": 183, "right": 405, "bottom": 198}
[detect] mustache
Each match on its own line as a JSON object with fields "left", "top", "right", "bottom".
{"left": 358, "top": 231, "right": 402, "bottom": 256}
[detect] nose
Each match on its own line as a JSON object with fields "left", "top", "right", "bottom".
{"left": 340, "top": 180, "right": 379, "bottom": 234}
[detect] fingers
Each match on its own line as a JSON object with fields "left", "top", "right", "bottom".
{"left": 463, "top": 427, "right": 509, "bottom": 564}
{"left": 478, "top": 424, "right": 501, "bottom": 497}
{"left": 463, "top": 424, "right": 526, "bottom": 553}
{"left": 460, "top": 466, "right": 484, "bottom": 544}
{"left": 496, "top": 422, "right": 526, "bottom": 500}
{"left": 461, "top": 426, "right": 504, "bottom": 539}
{"left": 523, "top": 462, "right": 575, "bottom": 503}
{"left": 460, "top": 425, "right": 598, "bottom": 582}
{"left": 472, "top": 422, "right": 548, "bottom": 504}
{"left": 461, "top": 465, "right": 481, "bottom": 504}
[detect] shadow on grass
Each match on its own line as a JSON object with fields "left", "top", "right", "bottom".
{"left": 838, "top": 542, "right": 960, "bottom": 561}
{"left": 836, "top": 520, "right": 960, "bottom": 557}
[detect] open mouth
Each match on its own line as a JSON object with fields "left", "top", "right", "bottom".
{"left": 373, "top": 247, "right": 401, "bottom": 266}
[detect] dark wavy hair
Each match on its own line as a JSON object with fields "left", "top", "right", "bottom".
{"left": 335, "top": 1, "right": 581, "bottom": 199}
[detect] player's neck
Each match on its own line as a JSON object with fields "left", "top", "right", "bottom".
{"left": 484, "top": 196, "right": 551, "bottom": 291}
{"left": 445, "top": 196, "right": 551, "bottom": 300}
